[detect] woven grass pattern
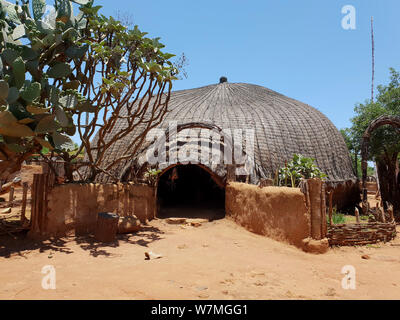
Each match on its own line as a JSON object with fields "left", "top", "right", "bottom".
{"left": 90, "top": 82, "right": 355, "bottom": 183}
{"left": 328, "top": 222, "right": 397, "bottom": 246}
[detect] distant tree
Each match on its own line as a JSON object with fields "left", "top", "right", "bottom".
{"left": 351, "top": 68, "right": 400, "bottom": 215}
{"left": 340, "top": 128, "right": 375, "bottom": 178}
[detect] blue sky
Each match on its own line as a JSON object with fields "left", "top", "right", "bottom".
{"left": 96, "top": 0, "right": 400, "bottom": 131}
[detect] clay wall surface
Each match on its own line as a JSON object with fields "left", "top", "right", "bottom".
{"left": 45, "top": 183, "right": 155, "bottom": 236}
{"left": 225, "top": 182, "right": 310, "bottom": 248}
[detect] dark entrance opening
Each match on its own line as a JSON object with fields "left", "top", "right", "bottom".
{"left": 157, "top": 164, "right": 225, "bottom": 220}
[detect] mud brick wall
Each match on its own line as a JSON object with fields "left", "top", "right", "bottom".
{"left": 225, "top": 182, "right": 311, "bottom": 249}
{"left": 328, "top": 222, "right": 397, "bottom": 246}
{"left": 45, "top": 183, "right": 156, "bottom": 237}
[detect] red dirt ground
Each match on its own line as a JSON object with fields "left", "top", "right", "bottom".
{"left": 1, "top": 216, "right": 399, "bottom": 300}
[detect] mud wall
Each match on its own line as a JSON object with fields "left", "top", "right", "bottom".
{"left": 45, "top": 183, "right": 156, "bottom": 237}
{"left": 19, "top": 164, "right": 43, "bottom": 186}
{"left": 225, "top": 182, "right": 310, "bottom": 249}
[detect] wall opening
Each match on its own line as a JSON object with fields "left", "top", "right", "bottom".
{"left": 157, "top": 164, "right": 225, "bottom": 220}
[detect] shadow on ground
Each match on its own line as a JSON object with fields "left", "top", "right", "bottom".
{"left": 0, "top": 224, "right": 165, "bottom": 258}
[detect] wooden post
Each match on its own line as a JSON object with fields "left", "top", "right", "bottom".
{"left": 226, "top": 164, "right": 236, "bottom": 182}
{"left": 307, "top": 178, "right": 323, "bottom": 240}
{"left": 328, "top": 190, "right": 333, "bottom": 225}
{"left": 388, "top": 204, "right": 395, "bottom": 223}
{"left": 20, "top": 182, "right": 28, "bottom": 222}
{"left": 380, "top": 207, "right": 386, "bottom": 223}
{"left": 9, "top": 186, "right": 14, "bottom": 205}
{"left": 355, "top": 207, "right": 360, "bottom": 224}
{"left": 94, "top": 212, "right": 119, "bottom": 242}
{"left": 321, "top": 182, "right": 327, "bottom": 238}
{"left": 28, "top": 173, "right": 48, "bottom": 237}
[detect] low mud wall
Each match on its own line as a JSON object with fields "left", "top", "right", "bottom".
{"left": 44, "top": 183, "right": 156, "bottom": 237}
{"left": 225, "top": 182, "right": 310, "bottom": 249}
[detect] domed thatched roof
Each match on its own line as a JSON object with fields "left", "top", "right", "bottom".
{"left": 92, "top": 81, "right": 355, "bottom": 184}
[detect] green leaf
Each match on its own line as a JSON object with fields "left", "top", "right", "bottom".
{"left": 65, "top": 44, "right": 88, "bottom": 59}
{"left": 35, "top": 137, "right": 54, "bottom": 150}
{"left": 8, "top": 102, "right": 30, "bottom": 120}
{"left": 75, "top": 100, "right": 96, "bottom": 112}
{"left": 47, "top": 62, "right": 72, "bottom": 78}
{"left": 55, "top": 105, "right": 69, "bottom": 127}
{"left": 26, "top": 105, "right": 50, "bottom": 114}
{"left": 1, "top": 48, "right": 19, "bottom": 65}
{"left": 18, "top": 118, "right": 35, "bottom": 124}
{"left": 21, "top": 47, "right": 39, "bottom": 61}
{"left": 35, "top": 115, "right": 61, "bottom": 133}
{"left": 52, "top": 131, "right": 74, "bottom": 150}
{"left": 12, "top": 57, "right": 25, "bottom": 89}
{"left": 0, "top": 123, "right": 34, "bottom": 137}
{"left": 0, "top": 110, "right": 17, "bottom": 126}
{"left": 63, "top": 80, "right": 80, "bottom": 90}
{"left": 56, "top": 0, "right": 72, "bottom": 23}
{"left": 12, "top": 24, "right": 25, "bottom": 40}
{"left": 0, "top": 80, "right": 9, "bottom": 100}
{"left": 71, "top": 0, "right": 91, "bottom": 4}
{"left": 59, "top": 95, "right": 78, "bottom": 109}
{"left": 32, "top": 0, "right": 46, "bottom": 21}
{"left": 6, "top": 143, "right": 27, "bottom": 153}
{"left": 21, "top": 82, "right": 41, "bottom": 102}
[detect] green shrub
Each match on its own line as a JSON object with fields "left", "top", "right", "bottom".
{"left": 277, "top": 154, "right": 327, "bottom": 187}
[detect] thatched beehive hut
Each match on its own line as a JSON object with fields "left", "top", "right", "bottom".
{"left": 89, "top": 78, "right": 359, "bottom": 211}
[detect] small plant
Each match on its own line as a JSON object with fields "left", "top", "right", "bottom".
{"left": 144, "top": 168, "right": 161, "bottom": 186}
{"left": 278, "top": 154, "right": 327, "bottom": 187}
{"left": 327, "top": 207, "right": 346, "bottom": 225}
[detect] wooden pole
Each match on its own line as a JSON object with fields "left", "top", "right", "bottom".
{"left": 380, "top": 207, "right": 386, "bottom": 223}
{"left": 95, "top": 212, "right": 119, "bottom": 242}
{"left": 328, "top": 190, "right": 333, "bottom": 225}
{"left": 371, "top": 16, "right": 375, "bottom": 103}
{"left": 9, "top": 186, "right": 14, "bottom": 205}
{"left": 355, "top": 207, "right": 360, "bottom": 224}
{"left": 308, "top": 178, "right": 323, "bottom": 240}
{"left": 20, "top": 182, "right": 28, "bottom": 223}
{"left": 321, "top": 182, "right": 327, "bottom": 238}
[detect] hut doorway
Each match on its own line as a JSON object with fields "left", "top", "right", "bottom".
{"left": 157, "top": 164, "right": 225, "bottom": 220}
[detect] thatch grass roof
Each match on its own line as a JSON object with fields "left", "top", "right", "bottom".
{"left": 90, "top": 82, "right": 355, "bottom": 183}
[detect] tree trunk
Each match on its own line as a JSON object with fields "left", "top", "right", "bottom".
{"left": 354, "top": 150, "right": 358, "bottom": 178}
{"left": 0, "top": 144, "right": 35, "bottom": 183}
{"left": 376, "top": 155, "right": 400, "bottom": 218}
{"left": 95, "top": 212, "right": 119, "bottom": 242}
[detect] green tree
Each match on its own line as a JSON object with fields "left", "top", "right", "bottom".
{"left": 351, "top": 68, "right": 400, "bottom": 215}
{"left": 340, "top": 128, "right": 375, "bottom": 178}
{"left": 0, "top": 0, "right": 177, "bottom": 183}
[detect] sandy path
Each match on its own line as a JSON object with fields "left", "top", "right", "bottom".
{"left": 0, "top": 217, "right": 399, "bottom": 300}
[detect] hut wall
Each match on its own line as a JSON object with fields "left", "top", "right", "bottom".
{"left": 44, "top": 183, "right": 156, "bottom": 237}
{"left": 225, "top": 182, "right": 310, "bottom": 249}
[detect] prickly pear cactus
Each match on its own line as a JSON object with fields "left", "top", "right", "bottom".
{"left": 0, "top": 0, "right": 93, "bottom": 155}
